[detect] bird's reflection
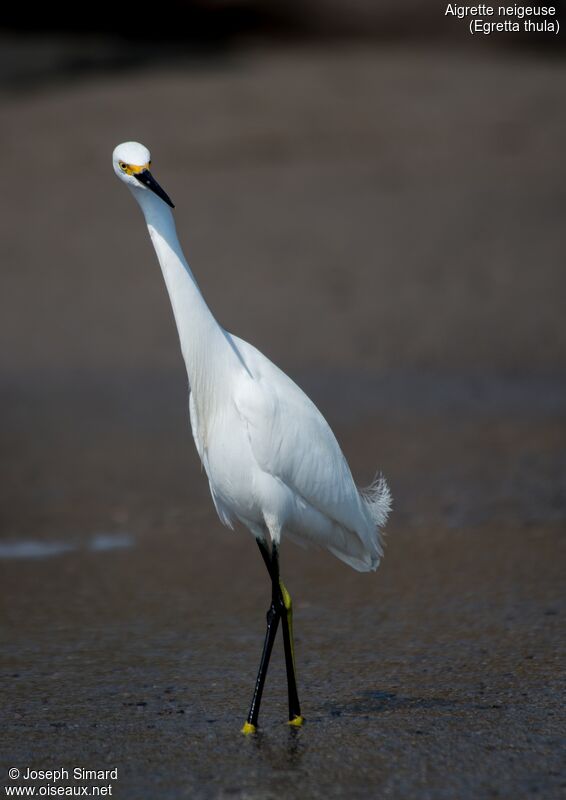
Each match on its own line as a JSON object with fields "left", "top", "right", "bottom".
{"left": 246, "top": 724, "right": 305, "bottom": 769}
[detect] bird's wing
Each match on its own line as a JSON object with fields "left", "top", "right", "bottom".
{"left": 190, "top": 390, "right": 236, "bottom": 529}
{"left": 231, "top": 336, "right": 370, "bottom": 537}
{"left": 188, "top": 391, "right": 204, "bottom": 460}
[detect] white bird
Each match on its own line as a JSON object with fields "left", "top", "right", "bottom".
{"left": 112, "top": 141, "right": 391, "bottom": 733}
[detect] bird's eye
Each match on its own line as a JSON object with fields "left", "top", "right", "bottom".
{"left": 119, "top": 162, "right": 128, "bottom": 171}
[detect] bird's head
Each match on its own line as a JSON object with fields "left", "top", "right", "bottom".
{"left": 112, "top": 141, "right": 174, "bottom": 208}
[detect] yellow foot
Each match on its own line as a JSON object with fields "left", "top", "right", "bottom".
{"left": 241, "top": 721, "right": 257, "bottom": 735}
{"left": 288, "top": 715, "right": 304, "bottom": 727}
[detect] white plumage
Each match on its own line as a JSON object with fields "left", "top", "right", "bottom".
{"left": 112, "top": 141, "right": 391, "bottom": 572}
{"left": 194, "top": 335, "right": 390, "bottom": 571}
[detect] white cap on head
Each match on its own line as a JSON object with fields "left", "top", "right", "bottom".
{"left": 112, "top": 141, "right": 174, "bottom": 208}
{"left": 112, "top": 141, "right": 151, "bottom": 168}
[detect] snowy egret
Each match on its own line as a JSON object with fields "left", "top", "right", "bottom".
{"left": 112, "top": 141, "right": 391, "bottom": 733}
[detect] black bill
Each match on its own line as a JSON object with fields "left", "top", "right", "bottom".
{"left": 134, "top": 170, "right": 175, "bottom": 208}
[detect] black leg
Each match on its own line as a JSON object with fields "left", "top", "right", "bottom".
{"left": 279, "top": 587, "right": 302, "bottom": 722}
{"left": 270, "top": 543, "right": 303, "bottom": 725}
{"left": 242, "top": 594, "right": 281, "bottom": 733}
{"left": 241, "top": 540, "right": 303, "bottom": 733}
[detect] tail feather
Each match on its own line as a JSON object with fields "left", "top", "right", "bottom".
{"left": 329, "top": 474, "right": 392, "bottom": 573}
{"left": 360, "top": 473, "right": 392, "bottom": 530}
{"left": 282, "top": 472, "right": 392, "bottom": 573}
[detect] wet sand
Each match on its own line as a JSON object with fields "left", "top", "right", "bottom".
{"left": 1, "top": 44, "right": 565, "bottom": 798}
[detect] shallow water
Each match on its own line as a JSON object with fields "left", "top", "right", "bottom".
{"left": 1, "top": 367, "right": 565, "bottom": 799}
{"left": 0, "top": 533, "right": 134, "bottom": 560}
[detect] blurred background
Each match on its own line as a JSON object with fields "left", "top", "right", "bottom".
{"left": 1, "top": 3, "right": 565, "bottom": 799}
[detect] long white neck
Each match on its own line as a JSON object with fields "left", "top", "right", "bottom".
{"left": 133, "top": 188, "right": 226, "bottom": 372}
{"left": 132, "top": 189, "right": 246, "bottom": 434}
